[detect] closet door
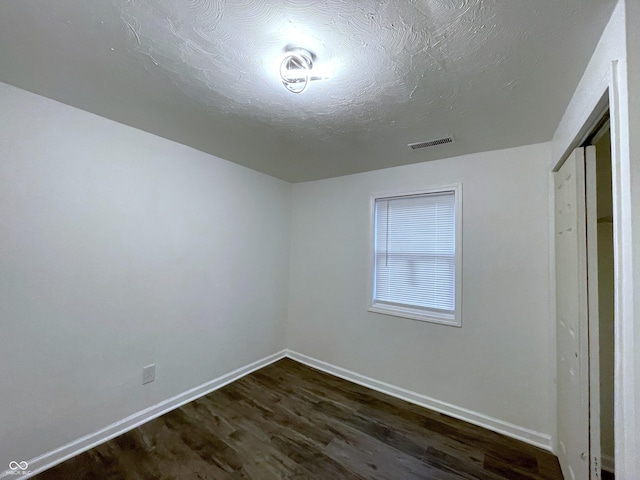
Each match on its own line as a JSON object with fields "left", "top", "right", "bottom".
{"left": 555, "top": 146, "right": 600, "bottom": 479}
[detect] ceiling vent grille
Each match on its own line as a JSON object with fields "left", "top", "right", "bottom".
{"left": 408, "top": 136, "right": 454, "bottom": 150}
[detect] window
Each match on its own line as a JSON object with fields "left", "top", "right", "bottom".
{"left": 369, "top": 185, "right": 462, "bottom": 326}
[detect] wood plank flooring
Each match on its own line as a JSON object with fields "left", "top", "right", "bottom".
{"left": 33, "top": 359, "right": 563, "bottom": 479}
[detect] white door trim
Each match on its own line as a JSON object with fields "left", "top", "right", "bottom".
{"left": 609, "top": 58, "right": 637, "bottom": 479}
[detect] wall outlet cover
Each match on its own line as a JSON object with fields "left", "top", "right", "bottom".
{"left": 142, "top": 364, "right": 156, "bottom": 385}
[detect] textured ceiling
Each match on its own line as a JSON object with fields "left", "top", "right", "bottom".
{"left": 0, "top": 0, "right": 617, "bottom": 182}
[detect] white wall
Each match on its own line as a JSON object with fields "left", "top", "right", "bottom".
{"left": 623, "top": 0, "right": 640, "bottom": 475}
{"left": 287, "top": 143, "right": 555, "bottom": 444}
{"left": 0, "top": 83, "right": 291, "bottom": 468}
{"left": 550, "top": 1, "right": 626, "bottom": 168}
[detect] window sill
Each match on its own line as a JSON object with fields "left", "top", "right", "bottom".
{"left": 368, "top": 303, "right": 461, "bottom": 327}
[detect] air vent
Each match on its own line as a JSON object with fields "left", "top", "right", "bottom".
{"left": 408, "top": 136, "right": 454, "bottom": 150}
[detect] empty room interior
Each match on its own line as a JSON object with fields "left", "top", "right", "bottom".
{"left": 1, "top": 1, "right": 640, "bottom": 479}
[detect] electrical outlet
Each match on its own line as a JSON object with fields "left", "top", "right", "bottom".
{"left": 142, "top": 364, "right": 156, "bottom": 385}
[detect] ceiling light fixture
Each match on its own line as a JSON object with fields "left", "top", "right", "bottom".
{"left": 280, "top": 47, "right": 328, "bottom": 94}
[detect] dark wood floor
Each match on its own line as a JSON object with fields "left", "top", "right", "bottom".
{"left": 33, "top": 359, "right": 563, "bottom": 479}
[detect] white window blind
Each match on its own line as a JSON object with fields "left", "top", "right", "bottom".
{"left": 373, "top": 191, "right": 456, "bottom": 316}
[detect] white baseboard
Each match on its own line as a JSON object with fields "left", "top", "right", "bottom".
{"left": 5, "top": 350, "right": 287, "bottom": 480}
{"left": 601, "top": 454, "right": 615, "bottom": 473}
{"left": 285, "top": 350, "right": 553, "bottom": 452}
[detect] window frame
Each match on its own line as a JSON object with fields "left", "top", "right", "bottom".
{"left": 367, "top": 184, "right": 463, "bottom": 327}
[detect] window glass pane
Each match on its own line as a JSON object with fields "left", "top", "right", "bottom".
{"left": 374, "top": 191, "right": 456, "bottom": 313}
